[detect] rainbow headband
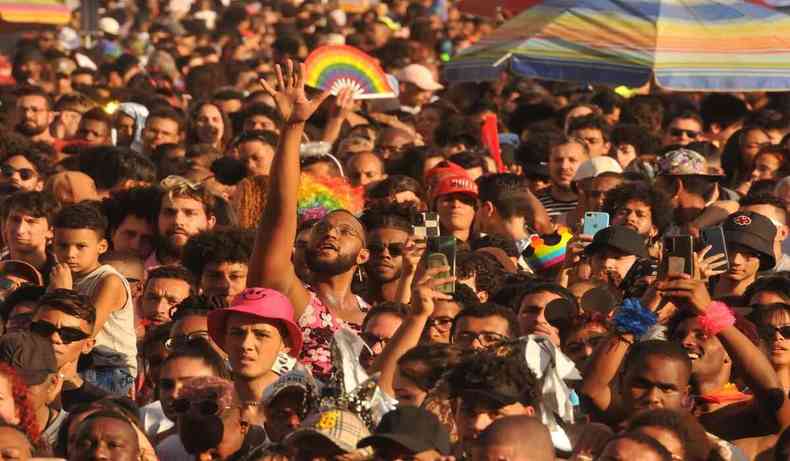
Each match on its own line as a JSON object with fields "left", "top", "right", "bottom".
{"left": 304, "top": 45, "right": 395, "bottom": 99}
{"left": 297, "top": 174, "right": 364, "bottom": 223}
{"left": 524, "top": 226, "right": 573, "bottom": 272}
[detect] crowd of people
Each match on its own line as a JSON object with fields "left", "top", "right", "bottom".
{"left": 1, "top": 1, "right": 790, "bottom": 460}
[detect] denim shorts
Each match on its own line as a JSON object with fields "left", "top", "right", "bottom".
{"left": 82, "top": 367, "right": 135, "bottom": 396}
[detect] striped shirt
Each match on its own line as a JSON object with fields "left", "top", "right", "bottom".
{"left": 537, "top": 190, "right": 577, "bottom": 218}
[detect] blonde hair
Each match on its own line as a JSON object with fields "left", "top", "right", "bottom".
{"left": 233, "top": 175, "right": 269, "bottom": 229}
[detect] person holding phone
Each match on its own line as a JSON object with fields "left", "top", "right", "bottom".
{"left": 583, "top": 225, "right": 648, "bottom": 287}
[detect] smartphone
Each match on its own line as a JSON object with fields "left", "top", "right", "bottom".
{"left": 413, "top": 212, "right": 440, "bottom": 240}
{"left": 702, "top": 226, "right": 729, "bottom": 272}
{"left": 427, "top": 235, "right": 456, "bottom": 294}
{"left": 620, "top": 258, "right": 658, "bottom": 298}
{"left": 660, "top": 235, "right": 695, "bottom": 279}
{"left": 583, "top": 212, "right": 610, "bottom": 237}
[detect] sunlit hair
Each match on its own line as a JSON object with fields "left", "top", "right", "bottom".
{"left": 0, "top": 364, "right": 40, "bottom": 443}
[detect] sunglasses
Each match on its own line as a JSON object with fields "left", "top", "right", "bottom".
{"left": 427, "top": 316, "right": 454, "bottom": 331}
{"left": 171, "top": 398, "right": 230, "bottom": 416}
{"left": 367, "top": 242, "right": 405, "bottom": 257}
{"left": 1, "top": 165, "right": 36, "bottom": 181}
{"left": 758, "top": 325, "right": 790, "bottom": 340}
{"left": 30, "top": 320, "right": 90, "bottom": 344}
{"left": 164, "top": 331, "right": 211, "bottom": 350}
{"left": 669, "top": 128, "right": 700, "bottom": 139}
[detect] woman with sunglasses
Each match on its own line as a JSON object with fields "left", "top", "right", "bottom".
{"left": 753, "top": 305, "right": 790, "bottom": 394}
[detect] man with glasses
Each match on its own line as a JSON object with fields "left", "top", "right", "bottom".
{"left": 360, "top": 204, "right": 415, "bottom": 304}
{"left": 29, "top": 289, "right": 110, "bottom": 410}
{"left": 663, "top": 111, "right": 704, "bottom": 147}
{"left": 359, "top": 303, "right": 406, "bottom": 370}
{"left": 450, "top": 303, "right": 517, "bottom": 351}
{"left": 0, "top": 135, "right": 49, "bottom": 195}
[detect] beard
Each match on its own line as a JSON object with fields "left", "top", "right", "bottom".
{"left": 306, "top": 247, "right": 357, "bottom": 276}
{"left": 15, "top": 121, "right": 47, "bottom": 136}
{"left": 368, "top": 264, "right": 402, "bottom": 284}
{"left": 155, "top": 233, "right": 184, "bottom": 262}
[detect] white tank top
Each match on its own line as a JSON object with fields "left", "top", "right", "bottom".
{"left": 75, "top": 264, "right": 138, "bottom": 375}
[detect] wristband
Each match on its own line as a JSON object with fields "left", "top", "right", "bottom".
{"left": 612, "top": 298, "right": 658, "bottom": 337}
{"left": 697, "top": 301, "right": 735, "bottom": 337}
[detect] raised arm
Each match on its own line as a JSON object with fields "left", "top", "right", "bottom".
{"left": 372, "top": 265, "right": 453, "bottom": 398}
{"left": 247, "top": 61, "right": 330, "bottom": 318}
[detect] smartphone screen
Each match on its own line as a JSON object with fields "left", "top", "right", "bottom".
{"left": 583, "top": 212, "right": 610, "bottom": 237}
{"left": 702, "top": 226, "right": 729, "bottom": 271}
{"left": 428, "top": 235, "right": 456, "bottom": 293}
{"left": 662, "top": 235, "right": 694, "bottom": 278}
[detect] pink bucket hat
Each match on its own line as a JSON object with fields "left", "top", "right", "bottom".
{"left": 208, "top": 288, "right": 303, "bottom": 357}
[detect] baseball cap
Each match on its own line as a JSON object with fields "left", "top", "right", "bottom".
{"left": 584, "top": 225, "right": 648, "bottom": 259}
{"left": 0, "top": 332, "right": 57, "bottom": 386}
{"left": 284, "top": 408, "right": 371, "bottom": 453}
{"left": 424, "top": 161, "right": 478, "bottom": 203}
{"left": 0, "top": 260, "right": 43, "bottom": 286}
{"left": 358, "top": 406, "right": 451, "bottom": 455}
{"left": 207, "top": 288, "right": 303, "bottom": 357}
{"left": 657, "top": 148, "right": 721, "bottom": 177}
{"left": 394, "top": 64, "right": 444, "bottom": 92}
{"left": 722, "top": 212, "right": 777, "bottom": 270}
{"left": 573, "top": 156, "right": 623, "bottom": 182}
{"left": 261, "top": 368, "right": 320, "bottom": 407}
{"left": 98, "top": 17, "right": 120, "bottom": 36}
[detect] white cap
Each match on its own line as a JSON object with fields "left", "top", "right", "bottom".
{"left": 394, "top": 64, "right": 444, "bottom": 91}
{"left": 98, "top": 17, "right": 120, "bottom": 36}
{"left": 573, "top": 156, "right": 623, "bottom": 182}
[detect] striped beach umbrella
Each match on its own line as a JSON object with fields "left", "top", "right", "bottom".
{"left": 445, "top": 0, "right": 790, "bottom": 91}
{"left": 0, "top": 0, "right": 70, "bottom": 24}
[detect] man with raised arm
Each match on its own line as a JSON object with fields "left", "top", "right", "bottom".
{"left": 246, "top": 61, "right": 369, "bottom": 381}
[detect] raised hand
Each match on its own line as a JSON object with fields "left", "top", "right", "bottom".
{"left": 412, "top": 265, "right": 454, "bottom": 318}
{"left": 656, "top": 273, "right": 713, "bottom": 315}
{"left": 259, "top": 60, "right": 330, "bottom": 124}
{"left": 328, "top": 86, "right": 356, "bottom": 120}
{"left": 694, "top": 245, "right": 728, "bottom": 281}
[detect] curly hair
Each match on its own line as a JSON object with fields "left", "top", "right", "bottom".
{"left": 457, "top": 251, "right": 506, "bottom": 298}
{"left": 231, "top": 175, "right": 269, "bottom": 230}
{"left": 446, "top": 342, "right": 540, "bottom": 408}
{"left": 398, "top": 343, "right": 465, "bottom": 392}
{"left": 0, "top": 132, "right": 52, "bottom": 178}
{"left": 170, "top": 294, "right": 228, "bottom": 321}
{"left": 602, "top": 181, "right": 673, "bottom": 236}
{"left": 145, "top": 265, "right": 195, "bottom": 294}
{"left": 359, "top": 202, "right": 416, "bottom": 234}
{"left": 52, "top": 202, "right": 108, "bottom": 235}
{"left": 181, "top": 228, "right": 254, "bottom": 279}
{"left": 0, "top": 364, "right": 40, "bottom": 443}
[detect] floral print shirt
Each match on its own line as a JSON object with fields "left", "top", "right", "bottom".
{"left": 298, "top": 291, "right": 369, "bottom": 382}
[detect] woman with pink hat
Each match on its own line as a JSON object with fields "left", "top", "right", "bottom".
{"left": 207, "top": 287, "right": 303, "bottom": 426}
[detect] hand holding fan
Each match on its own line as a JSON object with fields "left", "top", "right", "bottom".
{"left": 304, "top": 45, "right": 395, "bottom": 99}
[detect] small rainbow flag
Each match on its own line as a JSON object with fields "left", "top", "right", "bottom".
{"left": 524, "top": 226, "right": 573, "bottom": 272}
{"left": 304, "top": 45, "right": 395, "bottom": 100}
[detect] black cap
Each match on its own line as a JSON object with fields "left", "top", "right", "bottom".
{"left": 358, "top": 406, "right": 451, "bottom": 455}
{"left": 722, "top": 212, "right": 777, "bottom": 270}
{"left": 522, "top": 161, "right": 549, "bottom": 178}
{"left": 584, "top": 225, "right": 648, "bottom": 259}
{"left": 0, "top": 332, "right": 57, "bottom": 385}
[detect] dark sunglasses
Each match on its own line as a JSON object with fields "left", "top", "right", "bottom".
{"left": 30, "top": 320, "right": 90, "bottom": 344}
{"left": 171, "top": 398, "right": 228, "bottom": 416}
{"left": 164, "top": 331, "right": 211, "bottom": 350}
{"left": 758, "top": 325, "right": 790, "bottom": 340}
{"left": 1, "top": 165, "right": 36, "bottom": 181}
{"left": 367, "top": 242, "right": 405, "bottom": 257}
{"left": 669, "top": 128, "right": 700, "bottom": 139}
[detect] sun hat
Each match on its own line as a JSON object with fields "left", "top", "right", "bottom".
{"left": 207, "top": 288, "right": 303, "bottom": 357}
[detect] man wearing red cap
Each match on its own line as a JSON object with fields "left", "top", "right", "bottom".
{"left": 425, "top": 161, "right": 479, "bottom": 242}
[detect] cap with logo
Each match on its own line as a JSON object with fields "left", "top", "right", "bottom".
{"left": 722, "top": 211, "right": 777, "bottom": 270}
{"left": 584, "top": 225, "right": 649, "bottom": 259}
{"left": 0, "top": 332, "right": 57, "bottom": 386}
{"left": 357, "top": 406, "right": 451, "bottom": 455}
{"left": 424, "top": 161, "right": 478, "bottom": 204}
{"left": 284, "top": 408, "right": 371, "bottom": 453}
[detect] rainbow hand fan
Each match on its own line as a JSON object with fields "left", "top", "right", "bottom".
{"left": 304, "top": 45, "right": 395, "bottom": 100}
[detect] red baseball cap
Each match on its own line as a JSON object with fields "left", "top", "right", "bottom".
{"left": 425, "top": 161, "right": 478, "bottom": 203}
{"left": 208, "top": 288, "right": 303, "bottom": 357}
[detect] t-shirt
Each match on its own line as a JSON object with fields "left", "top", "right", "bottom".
{"left": 140, "top": 400, "right": 174, "bottom": 440}
{"left": 537, "top": 190, "right": 577, "bottom": 218}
